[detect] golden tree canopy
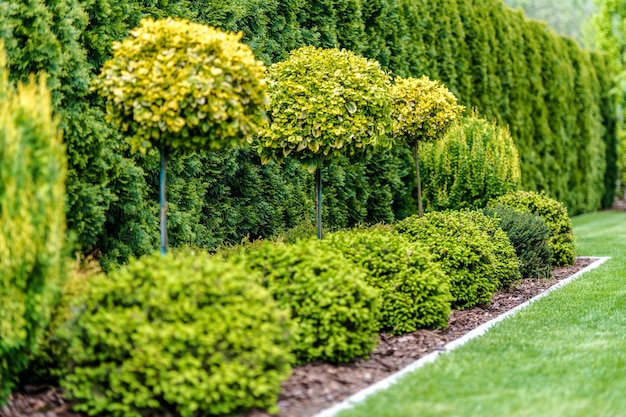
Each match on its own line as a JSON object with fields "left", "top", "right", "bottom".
{"left": 94, "top": 18, "right": 268, "bottom": 154}
{"left": 391, "top": 76, "right": 464, "bottom": 144}
{"left": 256, "top": 46, "right": 393, "bottom": 172}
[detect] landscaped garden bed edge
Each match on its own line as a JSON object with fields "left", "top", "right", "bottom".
{"left": 312, "top": 256, "right": 610, "bottom": 417}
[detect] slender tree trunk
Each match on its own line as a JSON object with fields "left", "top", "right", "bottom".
{"left": 315, "top": 166, "right": 323, "bottom": 239}
{"left": 411, "top": 141, "right": 424, "bottom": 217}
{"left": 160, "top": 148, "right": 168, "bottom": 255}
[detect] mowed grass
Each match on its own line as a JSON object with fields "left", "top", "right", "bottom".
{"left": 336, "top": 210, "right": 626, "bottom": 417}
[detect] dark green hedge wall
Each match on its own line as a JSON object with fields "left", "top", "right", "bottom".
{"left": 1, "top": 0, "right": 616, "bottom": 266}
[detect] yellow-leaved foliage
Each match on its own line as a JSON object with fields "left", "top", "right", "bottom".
{"left": 391, "top": 75, "right": 464, "bottom": 216}
{"left": 391, "top": 76, "right": 465, "bottom": 144}
{"left": 256, "top": 46, "right": 393, "bottom": 172}
{"left": 421, "top": 115, "right": 522, "bottom": 211}
{"left": 0, "top": 45, "right": 67, "bottom": 402}
{"left": 94, "top": 18, "right": 268, "bottom": 154}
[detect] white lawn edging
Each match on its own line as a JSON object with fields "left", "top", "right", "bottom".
{"left": 312, "top": 256, "right": 610, "bottom": 417}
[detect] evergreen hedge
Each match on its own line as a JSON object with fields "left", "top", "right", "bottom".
{"left": 2, "top": 0, "right": 616, "bottom": 267}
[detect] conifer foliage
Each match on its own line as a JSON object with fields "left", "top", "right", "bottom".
{"left": 0, "top": 47, "right": 67, "bottom": 402}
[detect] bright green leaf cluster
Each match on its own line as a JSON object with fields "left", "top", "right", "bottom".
{"left": 94, "top": 17, "right": 268, "bottom": 154}
{"left": 421, "top": 115, "right": 521, "bottom": 210}
{"left": 233, "top": 239, "right": 380, "bottom": 364}
{"left": 325, "top": 226, "right": 452, "bottom": 335}
{"left": 61, "top": 253, "right": 293, "bottom": 416}
{"left": 256, "top": 46, "right": 393, "bottom": 172}
{"left": 490, "top": 190, "right": 575, "bottom": 266}
{"left": 0, "top": 47, "right": 67, "bottom": 403}
{"left": 391, "top": 76, "right": 464, "bottom": 144}
{"left": 395, "top": 210, "right": 521, "bottom": 309}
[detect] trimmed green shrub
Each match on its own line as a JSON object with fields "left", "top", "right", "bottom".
{"left": 491, "top": 190, "right": 575, "bottom": 266}
{"left": 395, "top": 210, "right": 521, "bottom": 309}
{"left": 256, "top": 45, "right": 393, "bottom": 170}
{"left": 233, "top": 239, "right": 380, "bottom": 364}
{"left": 62, "top": 253, "right": 292, "bottom": 417}
{"left": 0, "top": 50, "right": 67, "bottom": 402}
{"left": 325, "top": 226, "right": 452, "bottom": 335}
{"left": 483, "top": 205, "right": 552, "bottom": 279}
{"left": 421, "top": 115, "right": 521, "bottom": 211}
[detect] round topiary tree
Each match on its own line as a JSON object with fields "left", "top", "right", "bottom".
{"left": 94, "top": 17, "right": 268, "bottom": 253}
{"left": 421, "top": 114, "right": 521, "bottom": 211}
{"left": 391, "top": 76, "right": 464, "bottom": 216}
{"left": 256, "top": 46, "right": 393, "bottom": 239}
{"left": 61, "top": 253, "right": 293, "bottom": 416}
{"left": 0, "top": 47, "right": 67, "bottom": 402}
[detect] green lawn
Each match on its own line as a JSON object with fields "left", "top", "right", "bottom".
{"left": 333, "top": 210, "right": 626, "bottom": 417}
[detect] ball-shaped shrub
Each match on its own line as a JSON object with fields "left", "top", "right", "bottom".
{"left": 0, "top": 58, "right": 66, "bottom": 401}
{"left": 235, "top": 239, "right": 380, "bottom": 364}
{"left": 421, "top": 115, "right": 521, "bottom": 210}
{"left": 62, "top": 254, "right": 293, "bottom": 417}
{"left": 94, "top": 17, "right": 268, "bottom": 154}
{"left": 395, "top": 210, "right": 521, "bottom": 309}
{"left": 325, "top": 226, "right": 451, "bottom": 335}
{"left": 256, "top": 46, "right": 393, "bottom": 171}
{"left": 391, "top": 76, "right": 464, "bottom": 145}
{"left": 484, "top": 205, "right": 553, "bottom": 279}
{"left": 490, "top": 191, "right": 575, "bottom": 266}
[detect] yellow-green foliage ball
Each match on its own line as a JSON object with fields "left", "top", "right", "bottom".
{"left": 62, "top": 253, "right": 293, "bottom": 416}
{"left": 94, "top": 18, "right": 268, "bottom": 154}
{"left": 257, "top": 46, "right": 393, "bottom": 172}
{"left": 391, "top": 76, "right": 464, "bottom": 143}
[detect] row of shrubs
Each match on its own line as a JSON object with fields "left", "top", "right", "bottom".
{"left": 9, "top": 190, "right": 575, "bottom": 416}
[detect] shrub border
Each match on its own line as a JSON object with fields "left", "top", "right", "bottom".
{"left": 312, "top": 256, "right": 610, "bottom": 417}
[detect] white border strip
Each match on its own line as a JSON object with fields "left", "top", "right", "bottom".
{"left": 312, "top": 256, "right": 610, "bottom": 417}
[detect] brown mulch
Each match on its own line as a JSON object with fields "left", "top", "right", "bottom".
{"left": 0, "top": 258, "right": 595, "bottom": 417}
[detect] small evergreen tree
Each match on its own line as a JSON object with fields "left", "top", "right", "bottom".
{"left": 391, "top": 76, "right": 464, "bottom": 216}
{"left": 256, "top": 46, "right": 393, "bottom": 238}
{"left": 94, "top": 18, "right": 268, "bottom": 253}
{"left": 0, "top": 46, "right": 67, "bottom": 403}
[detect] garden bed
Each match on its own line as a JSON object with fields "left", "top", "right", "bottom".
{"left": 0, "top": 258, "right": 593, "bottom": 417}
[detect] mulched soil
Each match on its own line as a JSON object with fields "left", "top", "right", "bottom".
{"left": 0, "top": 258, "right": 595, "bottom": 417}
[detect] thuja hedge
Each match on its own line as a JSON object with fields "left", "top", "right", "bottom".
{"left": 1, "top": 0, "right": 616, "bottom": 267}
